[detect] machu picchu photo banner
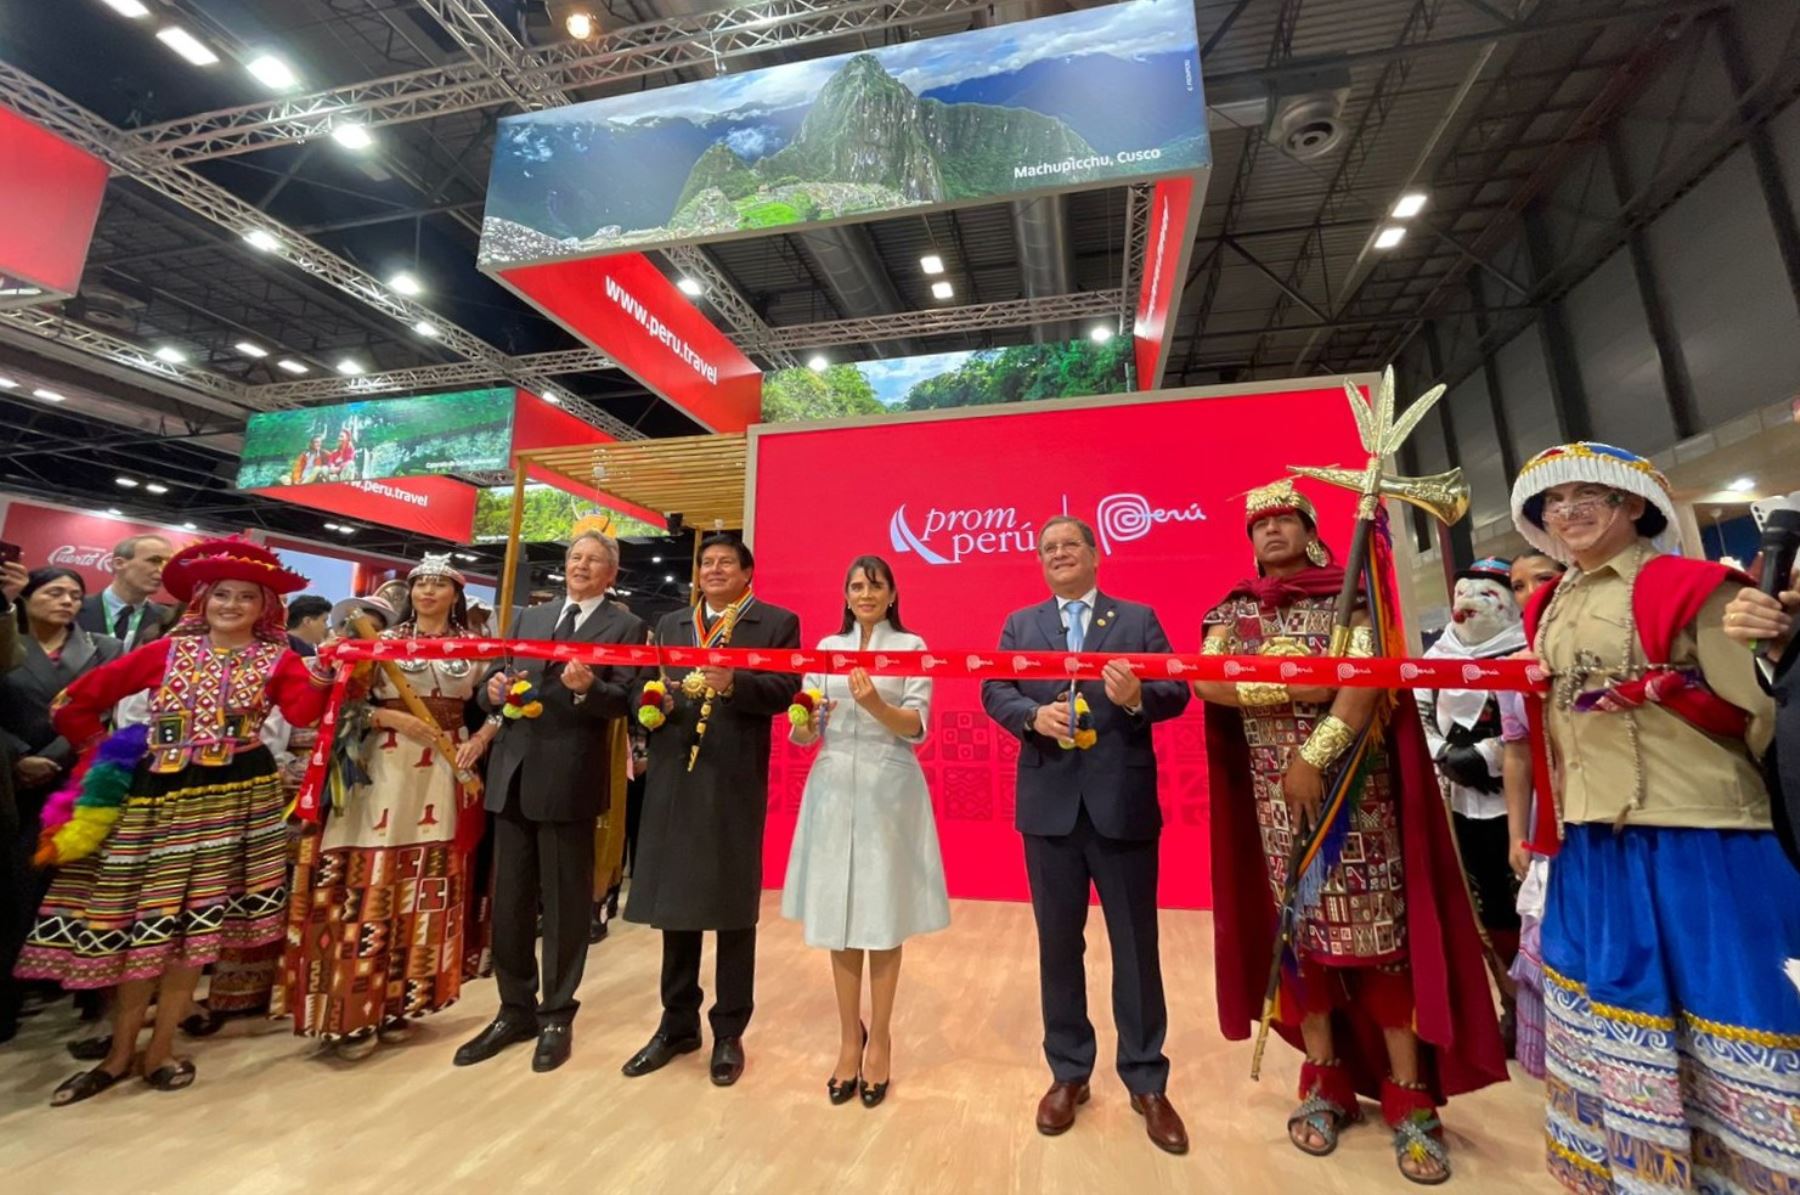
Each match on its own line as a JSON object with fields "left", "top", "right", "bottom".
{"left": 477, "top": 0, "right": 1210, "bottom": 264}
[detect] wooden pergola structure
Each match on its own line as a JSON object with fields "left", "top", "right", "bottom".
{"left": 496, "top": 433, "right": 748, "bottom": 630}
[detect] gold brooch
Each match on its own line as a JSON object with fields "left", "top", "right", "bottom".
{"left": 680, "top": 669, "right": 708, "bottom": 700}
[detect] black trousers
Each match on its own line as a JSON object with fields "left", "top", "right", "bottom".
{"left": 1022, "top": 803, "right": 1169, "bottom": 1094}
{"left": 658, "top": 927, "right": 756, "bottom": 1040}
{"left": 492, "top": 778, "right": 595, "bottom": 1026}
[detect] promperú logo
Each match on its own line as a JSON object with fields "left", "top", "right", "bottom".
{"left": 890, "top": 493, "right": 1205, "bottom": 567}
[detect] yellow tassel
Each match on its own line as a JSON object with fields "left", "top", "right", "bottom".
{"left": 50, "top": 805, "right": 124, "bottom": 864}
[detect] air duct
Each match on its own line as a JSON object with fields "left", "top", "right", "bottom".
{"left": 794, "top": 226, "right": 918, "bottom": 357}
{"left": 1010, "top": 194, "right": 1075, "bottom": 344}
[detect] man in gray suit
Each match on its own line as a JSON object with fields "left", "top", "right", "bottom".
{"left": 77, "top": 534, "right": 173, "bottom": 649}
{"left": 454, "top": 531, "right": 643, "bottom": 1074}
{"left": 981, "top": 514, "right": 1191, "bottom": 1155}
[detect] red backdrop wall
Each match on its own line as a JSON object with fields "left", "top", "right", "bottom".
{"left": 749, "top": 383, "right": 1367, "bottom": 910}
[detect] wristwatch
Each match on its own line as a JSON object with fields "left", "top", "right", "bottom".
{"left": 1025, "top": 705, "right": 1039, "bottom": 735}
{"left": 484, "top": 713, "right": 504, "bottom": 730}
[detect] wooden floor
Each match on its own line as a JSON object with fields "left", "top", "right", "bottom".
{"left": 0, "top": 894, "right": 1555, "bottom": 1193}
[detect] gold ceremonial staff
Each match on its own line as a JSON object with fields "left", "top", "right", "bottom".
{"left": 1248, "top": 366, "right": 1470, "bottom": 1081}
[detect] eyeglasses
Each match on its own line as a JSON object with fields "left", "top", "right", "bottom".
{"left": 1540, "top": 490, "right": 1618, "bottom": 521}
{"left": 1039, "top": 539, "right": 1087, "bottom": 559}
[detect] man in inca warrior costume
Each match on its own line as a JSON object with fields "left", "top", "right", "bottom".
{"left": 1198, "top": 480, "right": 1505, "bottom": 1186}
{"left": 1512, "top": 442, "right": 1798, "bottom": 1193}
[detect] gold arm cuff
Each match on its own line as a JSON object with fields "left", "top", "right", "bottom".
{"left": 1236, "top": 681, "right": 1290, "bottom": 707}
{"left": 1201, "top": 635, "right": 1229, "bottom": 656}
{"left": 1346, "top": 625, "right": 1375, "bottom": 659}
{"left": 1299, "top": 715, "right": 1356, "bottom": 770}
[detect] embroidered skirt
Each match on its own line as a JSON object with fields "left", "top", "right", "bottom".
{"left": 15, "top": 749, "right": 288, "bottom": 989}
{"left": 1542, "top": 823, "right": 1800, "bottom": 1193}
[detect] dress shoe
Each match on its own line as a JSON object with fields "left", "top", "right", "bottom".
{"left": 1036, "top": 1080, "right": 1091, "bottom": 1135}
{"left": 621, "top": 1032, "right": 702, "bottom": 1078}
{"left": 710, "top": 1036, "right": 746, "bottom": 1086}
{"left": 589, "top": 915, "right": 609, "bottom": 945}
{"left": 533, "top": 1024, "right": 573, "bottom": 1073}
{"left": 453, "top": 1017, "right": 538, "bottom": 1067}
{"left": 1130, "top": 1092, "right": 1190, "bottom": 1155}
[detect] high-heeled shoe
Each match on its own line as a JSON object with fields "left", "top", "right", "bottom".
{"left": 827, "top": 1023, "right": 866, "bottom": 1105}
{"left": 860, "top": 1032, "right": 890, "bottom": 1108}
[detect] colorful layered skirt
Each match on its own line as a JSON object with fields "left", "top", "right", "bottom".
{"left": 1542, "top": 822, "right": 1800, "bottom": 1193}
{"left": 15, "top": 748, "right": 288, "bottom": 988}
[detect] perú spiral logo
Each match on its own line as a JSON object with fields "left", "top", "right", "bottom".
{"left": 1400, "top": 663, "right": 1421, "bottom": 682}
{"left": 1280, "top": 661, "right": 1302, "bottom": 680}
{"left": 1096, "top": 494, "right": 1153, "bottom": 553}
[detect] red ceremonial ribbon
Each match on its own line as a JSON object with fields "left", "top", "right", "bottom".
{"left": 295, "top": 661, "right": 357, "bottom": 823}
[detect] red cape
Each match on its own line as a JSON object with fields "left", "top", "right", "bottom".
{"left": 1206, "top": 690, "right": 1508, "bottom": 1102}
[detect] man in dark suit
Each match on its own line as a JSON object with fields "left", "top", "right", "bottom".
{"left": 981, "top": 514, "right": 1191, "bottom": 1154}
{"left": 454, "top": 531, "right": 644, "bottom": 1073}
{"left": 623, "top": 534, "right": 800, "bottom": 1087}
{"left": 77, "top": 534, "right": 173, "bottom": 649}
{"left": 1724, "top": 562, "right": 1800, "bottom": 866}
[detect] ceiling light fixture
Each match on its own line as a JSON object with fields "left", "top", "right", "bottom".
{"left": 1391, "top": 192, "right": 1428, "bottom": 219}
{"left": 335, "top": 525, "right": 355, "bottom": 535}
{"left": 152, "top": 345, "right": 187, "bottom": 364}
{"left": 115, "top": 477, "right": 140, "bottom": 489}
{"left": 105, "top": 508, "right": 123, "bottom": 518}
{"left": 245, "top": 53, "right": 300, "bottom": 91}
{"left": 920, "top": 253, "right": 945, "bottom": 275}
{"left": 322, "top": 522, "right": 341, "bottom": 531}
{"left": 99, "top": 0, "right": 151, "bottom": 17}
{"left": 1727, "top": 477, "right": 1757, "bottom": 493}
{"left": 331, "top": 123, "right": 374, "bottom": 151}
{"left": 155, "top": 26, "right": 220, "bottom": 66}
{"left": 32, "top": 388, "right": 66, "bottom": 403}
{"left": 388, "top": 270, "right": 423, "bottom": 296}
{"left": 335, "top": 358, "right": 366, "bottom": 376}
{"left": 276, "top": 359, "right": 309, "bottom": 375}
{"left": 676, "top": 276, "right": 704, "bottom": 297}
{"left": 412, "top": 319, "right": 440, "bottom": 338}
{"left": 242, "top": 228, "right": 280, "bottom": 253}
{"left": 145, "top": 482, "right": 170, "bottom": 495}
{"left": 0, "top": 376, "right": 16, "bottom": 388}
{"left": 546, "top": 572, "right": 564, "bottom": 582}
{"left": 652, "top": 556, "right": 663, "bottom": 564}
{"left": 234, "top": 341, "right": 269, "bottom": 358}
{"left": 1089, "top": 325, "right": 1114, "bottom": 344}
{"left": 664, "top": 574, "right": 677, "bottom": 584}
{"left": 565, "top": 10, "right": 596, "bottom": 39}
{"left": 807, "top": 355, "right": 829, "bottom": 372}
{"left": 1374, "top": 226, "right": 1407, "bottom": 250}
{"left": 181, "top": 522, "right": 198, "bottom": 531}
{"left": 930, "top": 280, "right": 954, "bottom": 300}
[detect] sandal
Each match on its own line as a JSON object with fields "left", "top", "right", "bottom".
{"left": 1287, "top": 1092, "right": 1358, "bottom": 1157}
{"left": 143, "top": 1059, "right": 197, "bottom": 1092}
{"left": 51, "top": 1065, "right": 125, "bottom": 1107}
{"left": 1393, "top": 1114, "right": 1452, "bottom": 1185}
{"left": 66, "top": 1033, "right": 114, "bottom": 1061}
{"left": 179, "top": 1008, "right": 225, "bottom": 1038}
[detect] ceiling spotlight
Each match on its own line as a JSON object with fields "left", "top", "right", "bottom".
{"left": 155, "top": 26, "right": 220, "bottom": 66}
{"left": 152, "top": 345, "right": 187, "bottom": 364}
{"left": 115, "top": 477, "right": 141, "bottom": 489}
{"left": 335, "top": 525, "right": 355, "bottom": 535}
{"left": 920, "top": 253, "right": 945, "bottom": 275}
{"left": 542, "top": 392, "right": 562, "bottom": 405}
{"left": 1089, "top": 325, "right": 1114, "bottom": 344}
{"left": 245, "top": 53, "right": 300, "bottom": 91}
{"left": 105, "top": 508, "right": 123, "bottom": 518}
{"left": 331, "top": 123, "right": 374, "bottom": 151}
{"left": 0, "top": 285, "right": 41, "bottom": 298}
{"left": 335, "top": 358, "right": 366, "bottom": 376}
{"left": 455, "top": 552, "right": 479, "bottom": 562}
{"left": 1391, "top": 192, "right": 1428, "bottom": 219}
{"left": 99, "top": 0, "right": 151, "bottom": 17}
{"left": 1727, "top": 477, "right": 1757, "bottom": 493}
{"left": 676, "top": 276, "right": 704, "bottom": 297}
{"left": 276, "top": 359, "right": 309, "bottom": 375}
{"left": 388, "top": 271, "right": 423, "bottom": 296}
{"left": 807, "top": 355, "right": 829, "bottom": 372}
{"left": 242, "top": 228, "right": 280, "bottom": 252}
{"left": 145, "top": 482, "right": 170, "bottom": 495}
{"left": 234, "top": 341, "right": 269, "bottom": 358}
{"left": 32, "top": 388, "right": 66, "bottom": 403}
{"left": 181, "top": 522, "right": 198, "bottom": 531}
{"left": 652, "top": 555, "right": 663, "bottom": 563}
{"left": 412, "top": 319, "right": 440, "bottom": 338}
{"left": 664, "top": 574, "right": 677, "bottom": 584}
{"left": 1374, "top": 226, "right": 1407, "bottom": 250}
{"left": 565, "top": 10, "right": 596, "bottom": 39}
{"left": 930, "top": 280, "right": 954, "bottom": 300}
{"left": 322, "top": 522, "right": 341, "bottom": 531}
{"left": 0, "top": 376, "right": 16, "bottom": 388}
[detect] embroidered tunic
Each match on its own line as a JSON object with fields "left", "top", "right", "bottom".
{"left": 1205, "top": 592, "right": 1405, "bottom": 965}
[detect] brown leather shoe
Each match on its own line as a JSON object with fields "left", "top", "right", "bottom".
{"left": 1035, "top": 1079, "right": 1091, "bottom": 1135}
{"left": 1131, "top": 1092, "right": 1190, "bottom": 1154}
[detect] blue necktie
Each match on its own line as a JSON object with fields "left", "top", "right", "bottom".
{"left": 1063, "top": 600, "right": 1087, "bottom": 652}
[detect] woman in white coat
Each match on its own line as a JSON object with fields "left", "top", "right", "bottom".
{"left": 783, "top": 555, "right": 948, "bottom": 1109}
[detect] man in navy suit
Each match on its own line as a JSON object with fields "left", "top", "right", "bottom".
{"left": 981, "top": 514, "right": 1190, "bottom": 1155}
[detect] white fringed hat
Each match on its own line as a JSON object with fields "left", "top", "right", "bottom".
{"left": 1510, "top": 441, "right": 1677, "bottom": 562}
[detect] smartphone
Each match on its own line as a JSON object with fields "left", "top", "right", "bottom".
{"left": 1751, "top": 493, "right": 1800, "bottom": 530}
{"left": 0, "top": 541, "right": 20, "bottom": 565}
